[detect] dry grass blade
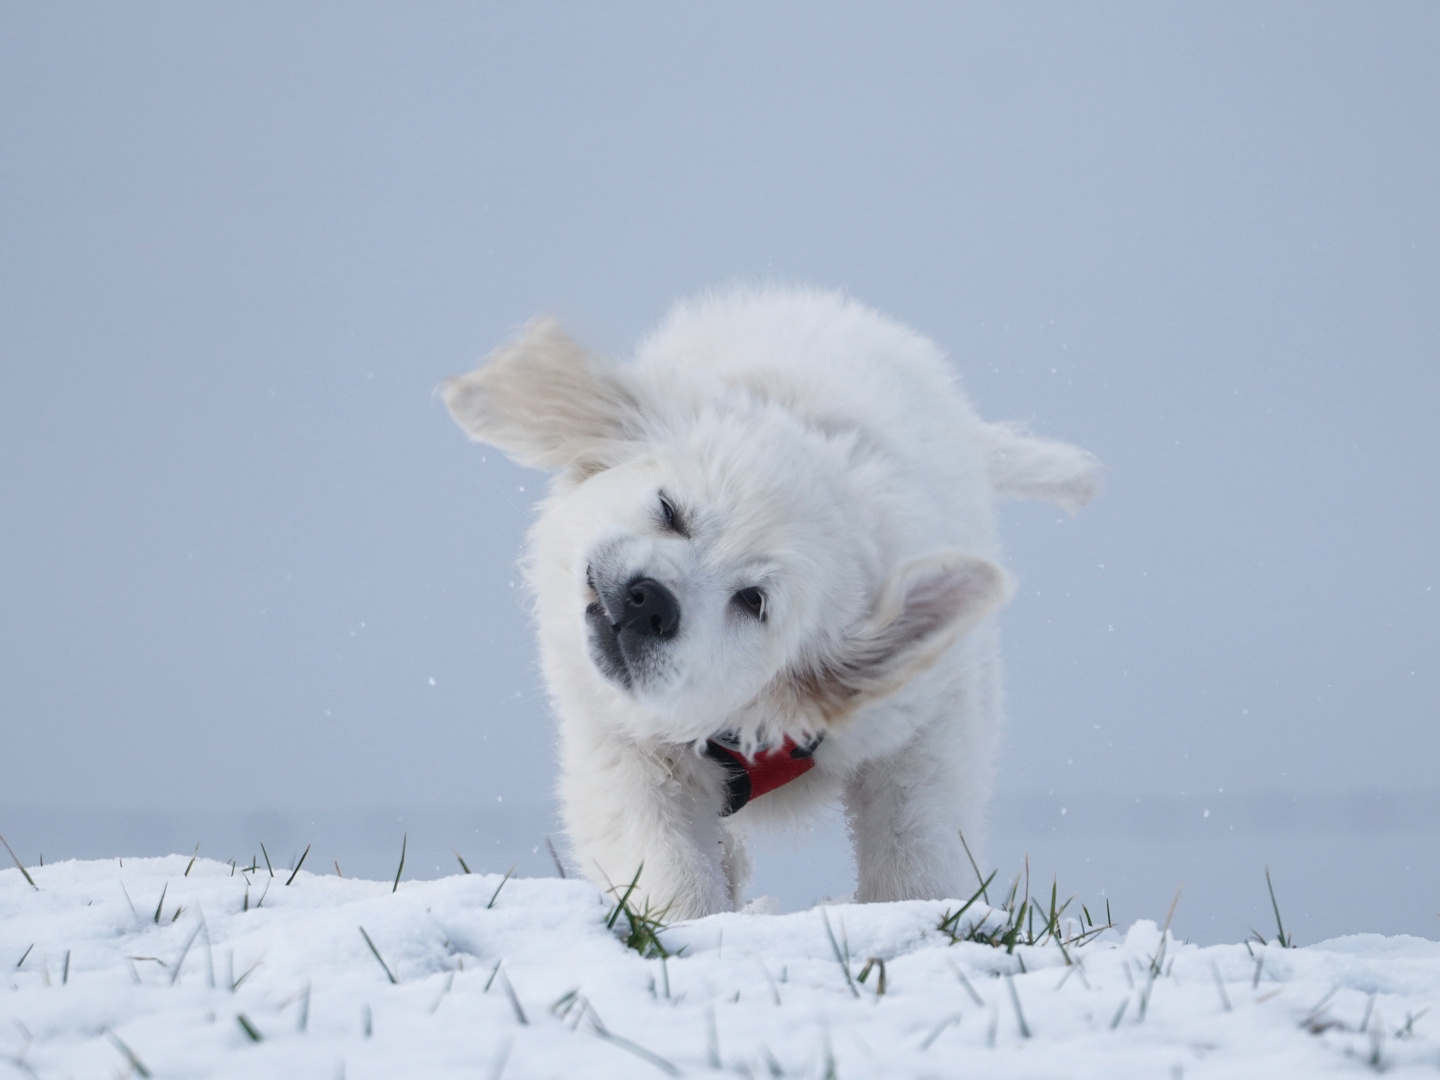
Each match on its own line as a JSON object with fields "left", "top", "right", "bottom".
{"left": 1301, "top": 984, "right": 1342, "bottom": 1033}
{"left": 455, "top": 851, "right": 472, "bottom": 874}
{"left": 1161, "top": 886, "right": 1183, "bottom": 937}
{"left": 0, "top": 834, "right": 37, "bottom": 890}
{"left": 236, "top": 1014, "right": 263, "bottom": 1042}
{"left": 856, "top": 956, "right": 887, "bottom": 996}
{"left": 1143, "top": 886, "right": 1182, "bottom": 987}
{"left": 260, "top": 843, "right": 274, "bottom": 878}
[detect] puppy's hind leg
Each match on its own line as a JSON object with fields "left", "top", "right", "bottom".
{"left": 719, "top": 824, "right": 751, "bottom": 911}
{"left": 844, "top": 666, "right": 999, "bottom": 904}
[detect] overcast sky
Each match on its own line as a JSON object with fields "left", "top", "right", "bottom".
{"left": 2, "top": 3, "right": 1437, "bottom": 935}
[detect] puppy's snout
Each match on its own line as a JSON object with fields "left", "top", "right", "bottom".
{"left": 611, "top": 576, "right": 680, "bottom": 640}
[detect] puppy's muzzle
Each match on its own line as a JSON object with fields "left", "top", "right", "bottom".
{"left": 607, "top": 577, "right": 680, "bottom": 640}
{"left": 586, "top": 570, "right": 681, "bottom": 687}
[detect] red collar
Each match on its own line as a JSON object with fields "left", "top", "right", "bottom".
{"left": 703, "top": 735, "right": 822, "bottom": 816}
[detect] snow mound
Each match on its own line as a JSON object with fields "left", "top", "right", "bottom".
{"left": 3, "top": 857, "right": 1437, "bottom": 1078}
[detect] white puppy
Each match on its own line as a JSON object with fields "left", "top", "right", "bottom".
{"left": 445, "top": 286, "right": 1097, "bottom": 919}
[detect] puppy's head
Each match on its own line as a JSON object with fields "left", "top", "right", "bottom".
{"left": 445, "top": 318, "right": 1012, "bottom": 743}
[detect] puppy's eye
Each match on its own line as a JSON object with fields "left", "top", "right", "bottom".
{"left": 657, "top": 493, "right": 685, "bottom": 535}
{"left": 733, "top": 587, "right": 766, "bottom": 622}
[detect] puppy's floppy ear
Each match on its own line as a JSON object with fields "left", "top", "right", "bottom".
{"left": 793, "top": 552, "right": 1013, "bottom": 719}
{"left": 443, "top": 317, "right": 643, "bottom": 470}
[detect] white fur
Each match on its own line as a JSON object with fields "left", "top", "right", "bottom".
{"left": 445, "top": 285, "right": 1098, "bottom": 918}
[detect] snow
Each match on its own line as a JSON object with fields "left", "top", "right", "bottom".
{"left": 3, "top": 858, "right": 1437, "bottom": 1078}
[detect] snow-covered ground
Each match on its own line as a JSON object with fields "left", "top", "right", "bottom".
{"left": 3, "top": 857, "right": 1437, "bottom": 1079}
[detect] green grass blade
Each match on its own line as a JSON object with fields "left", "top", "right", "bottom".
{"left": 1005, "top": 973, "right": 1031, "bottom": 1038}
{"left": 1265, "top": 866, "right": 1292, "bottom": 947}
{"left": 284, "top": 844, "right": 311, "bottom": 886}
{"left": 487, "top": 864, "right": 516, "bottom": 909}
{"left": 358, "top": 926, "right": 398, "bottom": 985}
{"left": 104, "top": 1030, "right": 153, "bottom": 1078}
{"left": 0, "top": 833, "right": 37, "bottom": 890}
{"left": 392, "top": 833, "right": 407, "bottom": 893}
{"left": 821, "top": 909, "right": 859, "bottom": 998}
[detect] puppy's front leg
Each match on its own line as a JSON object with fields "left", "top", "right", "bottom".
{"left": 560, "top": 727, "right": 732, "bottom": 920}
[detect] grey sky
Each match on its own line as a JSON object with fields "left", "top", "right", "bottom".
{"left": 2, "top": 4, "right": 1436, "bottom": 938}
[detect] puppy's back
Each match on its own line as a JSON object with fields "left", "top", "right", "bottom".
{"left": 637, "top": 285, "right": 994, "bottom": 545}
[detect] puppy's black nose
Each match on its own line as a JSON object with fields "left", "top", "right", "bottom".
{"left": 616, "top": 577, "right": 680, "bottom": 639}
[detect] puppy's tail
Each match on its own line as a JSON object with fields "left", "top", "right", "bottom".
{"left": 977, "top": 421, "right": 1100, "bottom": 514}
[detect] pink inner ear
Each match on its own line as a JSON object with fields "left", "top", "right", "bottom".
{"left": 889, "top": 563, "right": 983, "bottom": 649}
{"left": 776, "top": 557, "right": 1006, "bottom": 724}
